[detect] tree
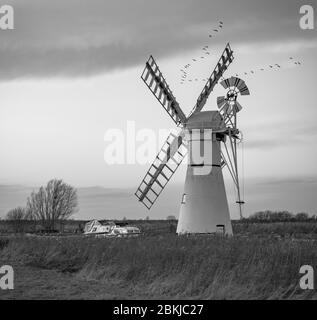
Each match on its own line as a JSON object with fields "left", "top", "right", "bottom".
{"left": 27, "top": 179, "right": 78, "bottom": 231}
{"left": 296, "top": 212, "right": 309, "bottom": 221}
{"left": 6, "top": 207, "right": 27, "bottom": 233}
{"left": 166, "top": 215, "right": 177, "bottom": 220}
{"left": 249, "top": 210, "right": 294, "bottom": 222}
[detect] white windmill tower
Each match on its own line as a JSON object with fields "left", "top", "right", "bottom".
{"left": 135, "top": 43, "right": 250, "bottom": 235}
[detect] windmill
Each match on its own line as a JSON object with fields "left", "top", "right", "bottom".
{"left": 135, "top": 43, "right": 249, "bottom": 235}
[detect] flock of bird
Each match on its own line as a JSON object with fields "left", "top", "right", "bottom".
{"left": 181, "top": 56, "right": 303, "bottom": 84}
{"left": 179, "top": 20, "right": 303, "bottom": 85}
{"left": 180, "top": 21, "right": 224, "bottom": 84}
{"left": 233, "top": 57, "right": 302, "bottom": 78}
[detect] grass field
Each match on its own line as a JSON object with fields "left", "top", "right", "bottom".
{"left": 0, "top": 221, "right": 317, "bottom": 300}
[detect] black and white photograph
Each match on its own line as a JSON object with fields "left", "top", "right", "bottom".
{"left": 0, "top": 0, "right": 316, "bottom": 307}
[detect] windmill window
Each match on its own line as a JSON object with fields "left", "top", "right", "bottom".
{"left": 181, "top": 194, "right": 186, "bottom": 204}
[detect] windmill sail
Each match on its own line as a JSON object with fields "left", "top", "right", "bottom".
{"left": 141, "top": 56, "right": 187, "bottom": 125}
{"left": 189, "top": 43, "right": 234, "bottom": 116}
{"left": 135, "top": 131, "right": 187, "bottom": 209}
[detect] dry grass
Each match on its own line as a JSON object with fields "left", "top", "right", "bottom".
{"left": 1, "top": 223, "right": 317, "bottom": 299}
{"left": 233, "top": 221, "right": 317, "bottom": 239}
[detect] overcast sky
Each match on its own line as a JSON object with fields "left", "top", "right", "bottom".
{"left": 0, "top": 0, "right": 316, "bottom": 219}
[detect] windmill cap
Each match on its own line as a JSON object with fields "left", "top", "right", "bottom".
{"left": 186, "top": 110, "right": 226, "bottom": 131}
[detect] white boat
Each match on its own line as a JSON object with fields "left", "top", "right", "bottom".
{"left": 83, "top": 220, "right": 141, "bottom": 238}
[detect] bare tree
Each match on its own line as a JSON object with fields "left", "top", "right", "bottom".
{"left": 27, "top": 179, "right": 78, "bottom": 232}
{"left": 6, "top": 207, "right": 27, "bottom": 233}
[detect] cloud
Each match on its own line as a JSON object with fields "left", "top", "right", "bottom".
{"left": 0, "top": 0, "right": 316, "bottom": 80}
{"left": 244, "top": 139, "right": 287, "bottom": 150}
{"left": 255, "top": 176, "right": 317, "bottom": 187}
{"left": 244, "top": 122, "right": 317, "bottom": 150}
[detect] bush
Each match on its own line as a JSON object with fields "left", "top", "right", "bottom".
{"left": 0, "top": 238, "right": 9, "bottom": 251}
{"left": 6, "top": 207, "right": 28, "bottom": 233}
{"left": 296, "top": 212, "right": 309, "bottom": 221}
{"left": 248, "top": 210, "right": 294, "bottom": 222}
